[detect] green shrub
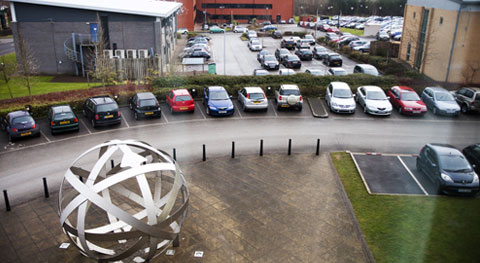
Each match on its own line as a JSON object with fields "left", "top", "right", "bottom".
{"left": 283, "top": 31, "right": 293, "bottom": 36}
{"left": 293, "top": 31, "right": 306, "bottom": 38}
{"left": 317, "top": 37, "right": 325, "bottom": 44}
{"left": 341, "top": 46, "right": 352, "bottom": 55}
{"left": 187, "top": 32, "right": 198, "bottom": 39}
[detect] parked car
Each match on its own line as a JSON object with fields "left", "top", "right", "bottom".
{"left": 177, "top": 28, "right": 188, "bottom": 35}
{"left": 183, "top": 49, "right": 211, "bottom": 60}
{"left": 83, "top": 95, "right": 121, "bottom": 128}
{"left": 312, "top": 46, "right": 328, "bottom": 60}
{"left": 353, "top": 64, "right": 379, "bottom": 76}
{"left": 279, "top": 69, "right": 296, "bottom": 75}
{"left": 349, "top": 40, "right": 369, "bottom": 48}
{"left": 294, "top": 49, "right": 313, "bottom": 61}
{"left": 280, "top": 38, "right": 296, "bottom": 50}
{"left": 237, "top": 87, "right": 268, "bottom": 112}
{"left": 303, "top": 34, "right": 316, "bottom": 45}
{"left": 325, "top": 32, "right": 338, "bottom": 41}
{"left": 271, "top": 30, "right": 283, "bottom": 39}
{"left": 1, "top": 110, "right": 40, "bottom": 141}
{"left": 305, "top": 68, "right": 324, "bottom": 76}
{"left": 377, "top": 31, "right": 390, "bottom": 41}
{"left": 260, "top": 25, "right": 277, "bottom": 32}
{"left": 280, "top": 20, "right": 286, "bottom": 24}
{"left": 338, "top": 36, "right": 359, "bottom": 46}
{"left": 48, "top": 105, "right": 79, "bottom": 134}
{"left": 129, "top": 92, "right": 161, "bottom": 119}
{"left": 275, "top": 48, "right": 291, "bottom": 62}
{"left": 247, "top": 30, "right": 258, "bottom": 39}
{"left": 233, "top": 26, "right": 248, "bottom": 33}
{"left": 328, "top": 68, "right": 348, "bottom": 76}
{"left": 451, "top": 87, "right": 480, "bottom": 113}
{"left": 203, "top": 86, "right": 234, "bottom": 116}
{"left": 209, "top": 26, "right": 225, "bottom": 33}
{"left": 417, "top": 144, "right": 479, "bottom": 195}
{"left": 257, "top": 50, "right": 271, "bottom": 63}
{"left": 356, "top": 86, "right": 392, "bottom": 115}
{"left": 282, "top": 55, "right": 302, "bottom": 69}
{"left": 288, "top": 18, "right": 295, "bottom": 24}
{"left": 323, "top": 53, "right": 343, "bottom": 67}
{"left": 325, "top": 82, "right": 356, "bottom": 114}
{"left": 184, "top": 43, "right": 210, "bottom": 53}
{"left": 166, "top": 89, "right": 195, "bottom": 113}
{"left": 248, "top": 39, "right": 262, "bottom": 51}
{"left": 421, "top": 87, "right": 460, "bottom": 116}
{"left": 275, "top": 84, "right": 303, "bottom": 111}
{"left": 387, "top": 86, "right": 427, "bottom": 115}
{"left": 353, "top": 42, "right": 370, "bottom": 53}
{"left": 261, "top": 55, "right": 280, "bottom": 70}
{"left": 253, "top": 69, "right": 269, "bottom": 76}
{"left": 296, "top": 39, "right": 311, "bottom": 49}
{"left": 463, "top": 144, "right": 480, "bottom": 174}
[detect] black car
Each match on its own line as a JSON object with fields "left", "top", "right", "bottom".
{"left": 294, "top": 49, "right": 313, "bottom": 61}
{"left": 129, "top": 92, "right": 161, "bottom": 120}
{"left": 83, "top": 96, "right": 121, "bottom": 128}
{"left": 184, "top": 49, "right": 210, "bottom": 60}
{"left": 271, "top": 30, "right": 282, "bottom": 39}
{"left": 48, "top": 105, "right": 79, "bottom": 134}
{"left": 338, "top": 36, "right": 359, "bottom": 46}
{"left": 323, "top": 53, "right": 343, "bottom": 67}
{"left": 417, "top": 144, "right": 479, "bottom": 195}
{"left": 280, "top": 39, "right": 296, "bottom": 50}
{"left": 1, "top": 110, "right": 40, "bottom": 141}
{"left": 282, "top": 55, "right": 302, "bottom": 69}
{"left": 275, "top": 48, "right": 290, "bottom": 62}
{"left": 257, "top": 50, "right": 271, "bottom": 63}
{"left": 313, "top": 46, "right": 329, "bottom": 60}
{"left": 261, "top": 55, "right": 280, "bottom": 70}
{"left": 463, "top": 144, "right": 480, "bottom": 174}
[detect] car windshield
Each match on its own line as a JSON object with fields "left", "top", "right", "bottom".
{"left": 476, "top": 94, "right": 480, "bottom": 101}
{"left": 309, "top": 70, "right": 322, "bottom": 75}
{"left": 249, "top": 93, "right": 265, "bottom": 100}
{"left": 305, "top": 35, "right": 314, "bottom": 39}
{"left": 264, "top": 55, "right": 276, "bottom": 62}
{"left": 334, "top": 70, "right": 347, "bottom": 76}
{"left": 333, "top": 89, "right": 352, "bottom": 98}
{"left": 330, "top": 55, "right": 341, "bottom": 60}
{"left": 439, "top": 155, "right": 472, "bottom": 172}
{"left": 316, "top": 47, "right": 326, "bottom": 52}
{"left": 53, "top": 112, "right": 75, "bottom": 121}
{"left": 366, "top": 91, "right": 387, "bottom": 100}
{"left": 281, "top": 50, "right": 289, "bottom": 55}
{"left": 287, "top": 55, "right": 299, "bottom": 61}
{"left": 280, "top": 89, "right": 300, "bottom": 95}
{"left": 364, "top": 68, "right": 379, "bottom": 75}
{"left": 401, "top": 92, "right": 420, "bottom": 101}
{"left": 210, "top": 91, "right": 229, "bottom": 100}
{"left": 435, "top": 92, "right": 454, "bottom": 101}
{"left": 139, "top": 99, "right": 157, "bottom": 107}
{"left": 97, "top": 103, "right": 118, "bottom": 112}
{"left": 252, "top": 40, "right": 260, "bottom": 45}
{"left": 175, "top": 95, "right": 191, "bottom": 102}
{"left": 12, "top": 116, "right": 33, "bottom": 125}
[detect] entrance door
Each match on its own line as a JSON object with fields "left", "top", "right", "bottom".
{"left": 90, "top": 23, "right": 98, "bottom": 43}
{"left": 276, "top": 15, "right": 281, "bottom": 23}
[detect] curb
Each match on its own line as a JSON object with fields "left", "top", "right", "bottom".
{"left": 307, "top": 97, "right": 328, "bottom": 118}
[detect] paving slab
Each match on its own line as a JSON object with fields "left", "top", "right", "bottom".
{"left": 307, "top": 97, "right": 329, "bottom": 118}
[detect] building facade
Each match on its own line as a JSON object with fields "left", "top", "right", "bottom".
{"left": 9, "top": 0, "right": 182, "bottom": 76}
{"left": 399, "top": 0, "right": 480, "bottom": 84}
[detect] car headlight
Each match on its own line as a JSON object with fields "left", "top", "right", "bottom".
{"left": 405, "top": 107, "right": 413, "bottom": 110}
{"left": 441, "top": 173, "right": 454, "bottom": 182}
{"left": 473, "top": 173, "right": 479, "bottom": 183}
{"left": 331, "top": 102, "right": 338, "bottom": 107}
{"left": 367, "top": 105, "right": 376, "bottom": 111}
{"left": 209, "top": 106, "right": 217, "bottom": 110}
{"left": 227, "top": 105, "right": 234, "bottom": 110}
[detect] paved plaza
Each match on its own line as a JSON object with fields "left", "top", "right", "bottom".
{"left": 0, "top": 153, "right": 372, "bottom": 262}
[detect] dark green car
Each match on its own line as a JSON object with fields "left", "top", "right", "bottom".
{"left": 48, "top": 105, "right": 79, "bottom": 134}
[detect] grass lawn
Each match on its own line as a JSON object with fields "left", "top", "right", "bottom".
{"left": 340, "top": 28, "right": 364, "bottom": 36}
{"left": 331, "top": 152, "right": 480, "bottom": 263}
{"left": 0, "top": 53, "right": 98, "bottom": 100}
{"left": 0, "top": 35, "right": 12, "bottom": 39}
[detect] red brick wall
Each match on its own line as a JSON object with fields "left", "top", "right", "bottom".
{"left": 175, "top": 0, "right": 196, "bottom": 31}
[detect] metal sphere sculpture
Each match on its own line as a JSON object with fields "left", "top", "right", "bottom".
{"left": 58, "top": 140, "right": 189, "bottom": 262}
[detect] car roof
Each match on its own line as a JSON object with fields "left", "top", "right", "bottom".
{"left": 331, "top": 68, "right": 346, "bottom": 72}
{"left": 330, "top": 82, "right": 351, "bottom": 89}
{"left": 394, "top": 86, "right": 414, "bottom": 92}
{"left": 463, "top": 87, "right": 480, "bottom": 92}
{"left": 329, "top": 53, "right": 340, "bottom": 56}
{"left": 51, "top": 105, "right": 73, "bottom": 113}
{"left": 244, "top": 87, "right": 264, "bottom": 93}
{"left": 172, "top": 89, "right": 190, "bottom": 96}
{"left": 428, "top": 144, "right": 462, "bottom": 156}
{"left": 361, "top": 86, "right": 383, "bottom": 91}
{"left": 208, "top": 86, "right": 226, "bottom": 91}
{"left": 281, "top": 84, "right": 299, "bottom": 90}
{"left": 90, "top": 96, "right": 116, "bottom": 104}
{"left": 137, "top": 92, "right": 156, "bottom": 99}
{"left": 7, "top": 110, "right": 30, "bottom": 119}
{"left": 307, "top": 68, "right": 322, "bottom": 72}
{"left": 427, "top": 86, "right": 448, "bottom": 92}
{"left": 356, "top": 64, "right": 376, "bottom": 69}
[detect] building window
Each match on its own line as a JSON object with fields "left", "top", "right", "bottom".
{"left": 406, "top": 42, "right": 411, "bottom": 61}
{"left": 440, "top": 17, "right": 443, "bottom": 24}
{"left": 202, "top": 3, "right": 273, "bottom": 9}
{"left": 413, "top": 12, "right": 416, "bottom": 19}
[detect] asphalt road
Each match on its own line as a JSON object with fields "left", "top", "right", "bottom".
{"left": 1, "top": 103, "right": 479, "bottom": 206}
{"left": 0, "top": 38, "right": 14, "bottom": 56}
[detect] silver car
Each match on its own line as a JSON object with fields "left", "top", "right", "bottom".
{"left": 452, "top": 87, "right": 480, "bottom": 113}
{"left": 356, "top": 86, "right": 392, "bottom": 115}
{"left": 421, "top": 87, "right": 460, "bottom": 116}
{"left": 325, "top": 82, "right": 356, "bottom": 114}
{"left": 237, "top": 87, "right": 268, "bottom": 111}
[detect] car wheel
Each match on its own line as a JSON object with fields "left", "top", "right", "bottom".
{"left": 461, "top": 104, "right": 468, "bottom": 113}
{"left": 416, "top": 161, "right": 422, "bottom": 173}
{"left": 398, "top": 107, "right": 402, "bottom": 114}
{"left": 363, "top": 106, "right": 367, "bottom": 114}
{"left": 170, "top": 105, "right": 174, "bottom": 114}
{"left": 242, "top": 103, "right": 247, "bottom": 112}
{"left": 82, "top": 109, "right": 87, "bottom": 117}
{"left": 206, "top": 107, "right": 210, "bottom": 115}
{"left": 8, "top": 133, "right": 14, "bottom": 142}
{"left": 129, "top": 103, "right": 133, "bottom": 110}
{"left": 91, "top": 119, "right": 96, "bottom": 128}
{"left": 134, "top": 112, "right": 139, "bottom": 120}
{"left": 433, "top": 107, "right": 437, "bottom": 115}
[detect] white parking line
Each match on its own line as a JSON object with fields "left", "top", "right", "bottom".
{"left": 348, "top": 151, "right": 372, "bottom": 194}
{"left": 271, "top": 101, "right": 278, "bottom": 117}
{"left": 121, "top": 114, "right": 130, "bottom": 128}
{"left": 40, "top": 130, "right": 51, "bottom": 142}
{"left": 196, "top": 101, "right": 207, "bottom": 119}
{"left": 397, "top": 156, "right": 429, "bottom": 196}
{"left": 161, "top": 111, "right": 169, "bottom": 123}
{"left": 79, "top": 119, "right": 92, "bottom": 134}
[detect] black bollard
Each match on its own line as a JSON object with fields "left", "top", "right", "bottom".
{"left": 3, "top": 190, "right": 10, "bottom": 212}
{"left": 288, "top": 139, "right": 292, "bottom": 155}
{"left": 173, "top": 148, "right": 176, "bottom": 161}
{"left": 231, "top": 141, "right": 235, "bottom": 159}
{"left": 111, "top": 160, "right": 114, "bottom": 169}
{"left": 316, "top": 138, "right": 320, "bottom": 156}
{"left": 43, "top": 177, "right": 49, "bottom": 198}
{"left": 173, "top": 235, "right": 180, "bottom": 247}
{"left": 202, "top": 144, "right": 206, "bottom": 161}
{"left": 260, "top": 139, "right": 263, "bottom": 156}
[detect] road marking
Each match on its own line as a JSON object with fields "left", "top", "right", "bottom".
{"left": 237, "top": 102, "right": 244, "bottom": 118}
{"left": 79, "top": 119, "right": 92, "bottom": 134}
{"left": 40, "top": 130, "right": 51, "bottom": 142}
{"left": 271, "top": 100, "right": 278, "bottom": 117}
{"left": 348, "top": 151, "right": 372, "bottom": 195}
{"left": 121, "top": 114, "right": 130, "bottom": 128}
{"left": 397, "top": 156, "right": 429, "bottom": 196}
{"left": 161, "top": 111, "right": 169, "bottom": 123}
{"left": 319, "top": 99, "right": 328, "bottom": 115}
{"left": 196, "top": 101, "right": 207, "bottom": 119}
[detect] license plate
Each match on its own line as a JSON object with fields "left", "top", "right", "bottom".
{"left": 180, "top": 107, "right": 188, "bottom": 110}
{"left": 144, "top": 112, "right": 154, "bottom": 115}
{"left": 413, "top": 111, "right": 420, "bottom": 114}
{"left": 21, "top": 132, "right": 32, "bottom": 136}
{"left": 281, "top": 105, "right": 289, "bottom": 107}
{"left": 60, "top": 120, "right": 70, "bottom": 125}
{"left": 219, "top": 111, "right": 227, "bottom": 114}
{"left": 458, "top": 189, "right": 471, "bottom": 193}
{"left": 253, "top": 101, "right": 261, "bottom": 104}
{"left": 104, "top": 115, "right": 113, "bottom": 118}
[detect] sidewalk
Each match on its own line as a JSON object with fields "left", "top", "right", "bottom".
{"left": 0, "top": 153, "right": 372, "bottom": 263}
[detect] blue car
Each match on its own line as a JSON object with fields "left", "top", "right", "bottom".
{"left": 203, "top": 86, "right": 234, "bottom": 116}
{"left": 421, "top": 87, "right": 460, "bottom": 116}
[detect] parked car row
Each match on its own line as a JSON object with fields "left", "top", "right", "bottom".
{"left": 182, "top": 35, "right": 212, "bottom": 60}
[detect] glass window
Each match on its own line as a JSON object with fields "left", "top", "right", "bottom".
{"left": 366, "top": 91, "right": 387, "bottom": 100}
{"left": 12, "top": 116, "right": 33, "bottom": 125}
{"left": 249, "top": 93, "right": 265, "bottom": 100}
{"left": 174, "top": 95, "right": 191, "bottom": 102}
{"left": 280, "top": 89, "right": 300, "bottom": 96}
{"left": 439, "top": 155, "right": 472, "bottom": 172}
{"left": 140, "top": 99, "right": 157, "bottom": 107}
{"left": 97, "top": 103, "right": 118, "bottom": 112}
{"left": 53, "top": 112, "right": 75, "bottom": 121}
{"left": 210, "top": 91, "right": 229, "bottom": 100}
{"left": 401, "top": 92, "right": 420, "bottom": 101}
{"left": 333, "top": 89, "right": 352, "bottom": 98}
{"left": 434, "top": 92, "right": 454, "bottom": 101}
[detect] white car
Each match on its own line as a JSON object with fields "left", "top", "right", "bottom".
{"left": 353, "top": 64, "right": 380, "bottom": 76}
{"left": 279, "top": 69, "right": 296, "bottom": 75}
{"left": 303, "top": 34, "right": 316, "bottom": 45}
{"left": 177, "top": 28, "right": 188, "bottom": 34}
{"left": 356, "top": 86, "right": 392, "bottom": 115}
{"left": 305, "top": 68, "right": 324, "bottom": 76}
{"left": 328, "top": 68, "right": 348, "bottom": 76}
{"left": 248, "top": 39, "right": 262, "bottom": 51}
{"left": 184, "top": 43, "right": 210, "bottom": 53}
{"left": 275, "top": 84, "right": 303, "bottom": 111}
{"left": 247, "top": 30, "right": 258, "bottom": 39}
{"left": 234, "top": 26, "right": 248, "bottom": 33}
{"left": 237, "top": 87, "right": 268, "bottom": 111}
{"left": 253, "top": 69, "right": 269, "bottom": 76}
{"left": 325, "top": 82, "right": 356, "bottom": 114}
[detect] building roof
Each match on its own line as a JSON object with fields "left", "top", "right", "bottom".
{"left": 10, "top": 0, "right": 182, "bottom": 18}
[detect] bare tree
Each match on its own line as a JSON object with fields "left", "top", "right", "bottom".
{"left": 16, "top": 24, "right": 38, "bottom": 100}
{"left": 90, "top": 14, "right": 116, "bottom": 88}
{"left": 0, "top": 55, "right": 16, "bottom": 99}
{"left": 462, "top": 61, "right": 480, "bottom": 85}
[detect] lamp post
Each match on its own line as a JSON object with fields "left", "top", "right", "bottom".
{"left": 219, "top": 5, "right": 226, "bottom": 75}
{"left": 378, "top": 6, "right": 382, "bottom": 16}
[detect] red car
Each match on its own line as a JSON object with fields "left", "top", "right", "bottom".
{"left": 166, "top": 89, "right": 195, "bottom": 113}
{"left": 387, "top": 86, "right": 427, "bottom": 115}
